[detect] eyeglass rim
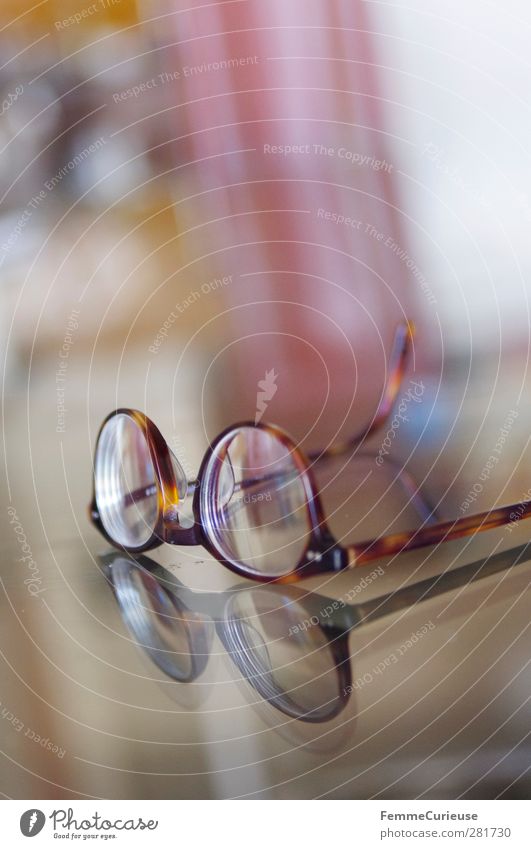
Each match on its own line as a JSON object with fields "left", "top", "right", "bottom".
{"left": 90, "top": 408, "right": 200, "bottom": 553}
{"left": 195, "top": 420, "right": 343, "bottom": 582}
{"left": 90, "top": 409, "right": 346, "bottom": 583}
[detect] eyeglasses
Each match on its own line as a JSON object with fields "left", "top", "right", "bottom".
{"left": 90, "top": 321, "right": 531, "bottom": 582}
{"left": 102, "top": 542, "right": 530, "bottom": 723}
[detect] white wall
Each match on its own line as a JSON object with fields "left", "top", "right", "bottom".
{"left": 369, "top": 0, "right": 531, "bottom": 355}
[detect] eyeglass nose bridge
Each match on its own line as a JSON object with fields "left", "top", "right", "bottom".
{"left": 158, "top": 449, "right": 203, "bottom": 545}
{"left": 162, "top": 491, "right": 203, "bottom": 546}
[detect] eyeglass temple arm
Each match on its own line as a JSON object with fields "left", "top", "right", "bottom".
{"left": 307, "top": 319, "right": 415, "bottom": 463}
{"left": 353, "top": 450, "right": 439, "bottom": 525}
{"left": 121, "top": 444, "right": 436, "bottom": 534}
{"left": 305, "top": 319, "right": 438, "bottom": 524}
{"left": 347, "top": 499, "right": 531, "bottom": 568}
{"left": 117, "top": 322, "right": 414, "bottom": 513}
{"left": 303, "top": 319, "right": 437, "bottom": 524}
{"left": 229, "top": 322, "right": 413, "bottom": 499}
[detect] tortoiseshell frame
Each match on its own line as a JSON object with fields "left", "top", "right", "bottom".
{"left": 89, "top": 408, "right": 348, "bottom": 581}
{"left": 90, "top": 408, "right": 199, "bottom": 551}
{"left": 90, "top": 321, "right": 531, "bottom": 583}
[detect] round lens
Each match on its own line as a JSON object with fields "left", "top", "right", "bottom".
{"left": 110, "top": 558, "right": 194, "bottom": 681}
{"left": 201, "top": 426, "right": 311, "bottom": 577}
{"left": 222, "top": 588, "right": 346, "bottom": 721}
{"left": 95, "top": 414, "right": 159, "bottom": 548}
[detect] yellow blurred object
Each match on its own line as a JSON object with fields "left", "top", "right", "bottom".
{"left": 0, "top": 0, "right": 139, "bottom": 27}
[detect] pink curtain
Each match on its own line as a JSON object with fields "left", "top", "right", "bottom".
{"left": 149, "top": 0, "right": 415, "bottom": 444}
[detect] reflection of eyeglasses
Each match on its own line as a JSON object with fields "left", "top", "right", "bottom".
{"left": 90, "top": 321, "right": 531, "bottom": 582}
{"left": 102, "top": 542, "right": 530, "bottom": 724}
{"left": 104, "top": 554, "right": 352, "bottom": 723}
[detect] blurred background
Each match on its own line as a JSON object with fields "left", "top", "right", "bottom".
{"left": 0, "top": 0, "right": 530, "bottom": 799}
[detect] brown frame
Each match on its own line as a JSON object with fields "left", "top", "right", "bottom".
{"left": 90, "top": 321, "right": 531, "bottom": 583}
{"left": 90, "top": 408, "right": 200, "bottom": 550}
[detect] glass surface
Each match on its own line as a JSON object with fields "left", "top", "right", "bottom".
{"left": 204, "top": 427, "right": 311, "bottom": 577}
{"left": 95, "top": 414, "right": 159, "bottom": 547}
{"left": 224, "top": 588, "right": 344, "bottom": 720}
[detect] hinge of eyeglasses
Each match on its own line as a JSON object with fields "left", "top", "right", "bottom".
{"left": 308, "top": 547, "right": 347, "bottom": 572}
{"left": 307, "top": 549, "right": 323, "bottom": 562}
